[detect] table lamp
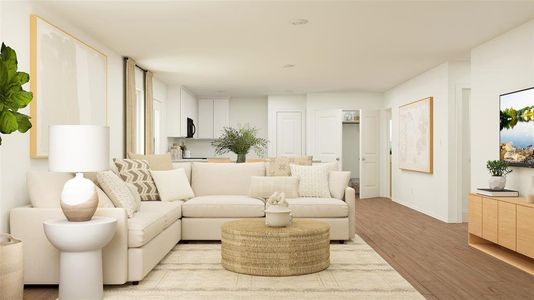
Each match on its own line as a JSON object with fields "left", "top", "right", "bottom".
{"left": 48, "top": 125, "right": 109, "bottom": 222}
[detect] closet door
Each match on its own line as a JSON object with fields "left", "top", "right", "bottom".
{"left": 359, "top": 109, "right": 379, "bottom": 198}
{"left": 312, "top": 110, "right": 342, "bottom": 165}
{"left": 275, "top": 112, "right": 303, "bottom": 156}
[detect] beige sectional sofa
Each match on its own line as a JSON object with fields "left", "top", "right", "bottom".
{"left": 10, "top": 162, "right": 356, "bottom": 285}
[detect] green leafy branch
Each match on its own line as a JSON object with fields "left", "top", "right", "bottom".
{"left": 486, "top": 160, "right": 512, "bottom": 177}
{"left": 0, "top": 43, "right": 33, "bottom": 145}
{"left": 211, "top": 126, "right": 268, "bottom": 157}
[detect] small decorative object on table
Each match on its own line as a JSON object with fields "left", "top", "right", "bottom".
{"left": 0, "top": 234, "right": 23, "bottom": 300}
{"left": 211, "top": 126, "right": 268, "bottom": 163}
{"left": 265, "top": 192, "right": 292, "bottom": 227}
{"left": 486, "top": 160, "right": 512, "bottom": 191}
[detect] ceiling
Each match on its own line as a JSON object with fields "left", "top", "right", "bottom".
{"left": 36, "top": 1, "right": 534, "bottom": 97}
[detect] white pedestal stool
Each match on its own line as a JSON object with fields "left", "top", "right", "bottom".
{"left": 43, "top": 217, "right": 117, "bottom": 300}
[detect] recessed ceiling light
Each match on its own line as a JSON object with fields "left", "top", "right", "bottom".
{"left": 283, "top": 64, "right": 295, "bottom": 68}
{"left": 291, "top": 19, "right": 309, "bottom": 26}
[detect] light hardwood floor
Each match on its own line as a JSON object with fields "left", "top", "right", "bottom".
{"left": 23, "top": 197, "right": 534, "bottom": 299}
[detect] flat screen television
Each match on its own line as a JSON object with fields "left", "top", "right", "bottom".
{"left": 500, "top": 87, "right": 534, "bottom": 167}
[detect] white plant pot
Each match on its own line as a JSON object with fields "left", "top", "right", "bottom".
{"left": 488, "top": 176, "right": 506, "bottom": 191}
{"left": 265, "top": 206, "right": 292, "bottom": 227}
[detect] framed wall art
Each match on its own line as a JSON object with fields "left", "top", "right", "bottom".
{"left": 398, "top": 97, "right": 433, "bottom": 173}
{"left": 30, "top": 15, "right": 107, "bottom": 158}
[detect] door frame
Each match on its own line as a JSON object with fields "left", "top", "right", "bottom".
{"left": 455, "top": 85, "right": 471, "bottom": 222}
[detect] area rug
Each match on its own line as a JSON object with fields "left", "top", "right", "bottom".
{"left": 105, "top": 235, "right": 423, "bottom": 299}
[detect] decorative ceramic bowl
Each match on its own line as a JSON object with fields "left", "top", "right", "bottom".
{"left": 265, "top": 206, "right": 292, "bottom": 227}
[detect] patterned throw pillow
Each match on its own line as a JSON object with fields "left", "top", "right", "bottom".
{"left": 96, "top": 171, "right": 141, "bottom": 217}
{"left": 290, "top": 164, "right": 331, "bottom": 198}
{"left": 266, "top": 156, "right": 313, "bottom": 176}
{"left": 114, "top": 159, "right": 160, "bottom": 201}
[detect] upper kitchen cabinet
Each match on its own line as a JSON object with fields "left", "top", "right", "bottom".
{"left": 166, "top": 86, "right": 198, "bottom": 137}
{"left": 197, "top": 98, "right": 229, "bottom": 139}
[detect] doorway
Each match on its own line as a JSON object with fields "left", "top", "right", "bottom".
{"left": 342, "top": 110, "right": 360, "bottom": 195}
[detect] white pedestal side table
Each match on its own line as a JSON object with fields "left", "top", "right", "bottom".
{"left": 43, "top": 217, "right": 117, "bottom": 300}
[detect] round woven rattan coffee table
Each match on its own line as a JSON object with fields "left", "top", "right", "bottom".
{"left": 221, "top": 218, "right": 330, "bottom": 276}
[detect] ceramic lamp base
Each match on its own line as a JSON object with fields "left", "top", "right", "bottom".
{"left": 60, "top": 173, "right": 98, "bottom": 222}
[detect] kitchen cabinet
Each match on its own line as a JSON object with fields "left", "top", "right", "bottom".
{"left": 166, "top": 86, "right": 197, "bottom": 137}
{"left": 197, "top": 98, "right": 229, "bottom": 139}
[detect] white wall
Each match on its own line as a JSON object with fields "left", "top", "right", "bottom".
{"left": 0, "top": 2, "right": 124, "bottom": 232}
{"left": 384, "top": 62, "right": 469, "bottom": 222}
{"left": 471, "top": 20, "right": 534, "bottom": 197}
{"left": 229, "top": 96, "right": 268, "bottom": 159}
{"left": 267, "top": 95, "right": 307, "bottom": 157}
{"left": 229, "top": 97, "right": 268, "bottom": 140}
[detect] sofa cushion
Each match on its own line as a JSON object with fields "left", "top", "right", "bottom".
{"left": 266, "top": 156, "right": 312, "bottom": 176}
{"left": 286, "top": 198, "right": 348, "bottom": 218}
{"left": 128, "top": 201, "right": 183, "bottom": 248}
{"left": 114, "top": 159, "right": 160, "bottom": 201}
{"left": 329, "top": 171, "right": 351, "bottom": 199}
{"left": 128, "top": 153, "right": 174, "bottom": 170}
{"left": 191, "top": 163, "right": 265, "bottom": 196}
{"left": 172, "top": 162, "right": 192, "bottom": 182}
{"left": 97, "top": 171, "right": 141, "bottom": 218}
{"left": 27, "top": 171, "right": 74, "bottom": 208}
{"left": 248, "top": 176, "right": 299, "bottom": 199}
{"left": 290, "top": 164, "right": 331, "bottom": 198}
{"left": 182, "top": 196, "right": 265, "bottom": 218}
{"left": 151, "top": 168, "right": 195, "bottom": 201}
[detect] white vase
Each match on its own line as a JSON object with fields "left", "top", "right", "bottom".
{"left": 488, "top": 176, "right": 506, "bottom": 191}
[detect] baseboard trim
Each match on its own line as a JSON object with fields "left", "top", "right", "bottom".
{"left": 391, "top": 198, "right": 450, "bottom": 223}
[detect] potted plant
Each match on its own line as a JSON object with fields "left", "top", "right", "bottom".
{"left": 0, "top": 43, "right": 33, "bottom": 144}
{"left": 486, "top": 160, "right": 512, "bottom": 190}
{"left": 211, "top": 126, "right": 268, "bottom": 163}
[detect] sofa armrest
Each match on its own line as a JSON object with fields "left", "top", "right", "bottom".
{"left": 344, "top": 187, "right": 356, "bottom": 239}
{"left": 10, "top": 207, "right": 128, "bottom": 284}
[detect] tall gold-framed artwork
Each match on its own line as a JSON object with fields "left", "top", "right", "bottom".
{"left": 30, "top": 15, "right": 108, "bottom": 158}
{"left": 398, "top": 97, "right": 433, "bottom": 174}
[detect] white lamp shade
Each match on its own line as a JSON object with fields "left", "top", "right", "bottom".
{"left": 48, "top": 125, "right": 110, "bottom": 172}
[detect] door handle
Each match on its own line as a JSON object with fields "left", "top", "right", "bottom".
{"left": 361, "top": 158, "right": 366, "bottom": 161}
{"left": 336, "top": 158, "right": 340, "bottom": 161}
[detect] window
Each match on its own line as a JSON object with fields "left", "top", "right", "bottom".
{"left": 136, "top": 89, "right": 145, "bottom": 154}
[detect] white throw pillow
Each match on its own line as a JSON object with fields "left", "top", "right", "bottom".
{"left": 329, "top": 171, "right": 351, "bottom": 199}
{"left": 96, "top": 171, "right": 140, "bottom": 217}
{"left": 248, "top": 176, "right": 299, "bottom": 199}
{"left": 150, "top": 168, "right": 195, "bottom": 201}
{"left": 290, "top": 164, "right": 331, "bottom": 198}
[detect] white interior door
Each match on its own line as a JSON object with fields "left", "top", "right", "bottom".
{"left": 313, "top": 110, "right": 342, "bottom": 166}
{"left": 360, "top": 109, "right": 379, "bottom": 198}
{"left": 276, "top": 112, "right": 303, "bottom": 156}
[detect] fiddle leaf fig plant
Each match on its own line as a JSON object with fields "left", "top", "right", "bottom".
{"left": 0, "top": 43, "right": 33, "bottom": 145}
